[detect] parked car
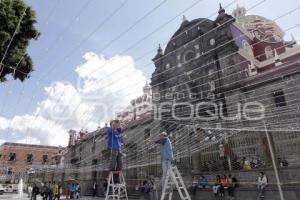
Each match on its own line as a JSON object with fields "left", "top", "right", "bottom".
{"left": 12, "top": 184, "right": 18, "bottom": 192}
{"left": 4, "top": 185, "right": 14, "bottom": 193}
{"left": 0, "top": 184, "right": 4, "bottom": 195}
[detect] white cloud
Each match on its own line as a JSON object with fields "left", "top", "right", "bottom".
{"left": 0, "top": 114, "right": 68, "bottom": 146}
{"left": 0, "top": 139, "right": 5, "bottom": 146}
{"left": 0, "top": 53, "right": 148, "bottom": 146}
{"left": 16, "top": 137, "right": 41, "bottom": 145}
{"left": 0, "top": 117, "right": 9, "bottom": 130}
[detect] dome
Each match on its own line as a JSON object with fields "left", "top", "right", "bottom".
{"left": 233, "top": 6, "right": 284, "bottom": 39}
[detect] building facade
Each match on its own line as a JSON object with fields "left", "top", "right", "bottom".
{"left": 151, "top": 3, "right": 300, "bottom": 190}
{"left": 116, "top": 82, "right": 152, "bottom": 124}
{"left": 39, "top": 5, "right": 300, "bottom": 198}
{"left": 0, "top": 142, "right": 61, "bottom": 183}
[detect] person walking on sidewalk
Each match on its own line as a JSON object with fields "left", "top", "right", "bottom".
{"left": 47, "top": 182, "right": 53, "bottom": 200}
{"left": 53, "top": 181, "right": 59, "bottom": 200}
{"left": 154, "top": 131, "right": 174, "bottom": 187}
{"left": 31, "top": 183, "right": 39, "bottom": 200}
{"left": 92, "top": 182, "right": 98, "bottom": 197}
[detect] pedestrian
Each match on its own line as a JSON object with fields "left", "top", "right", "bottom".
{"left": 141, "top": 180, "right": 150, "bottom": 193}
{"left": 65, "top": 184, "right": 70, "bottom": 199}
{"left": 52, "top": 181, "right": 59, "bottom": 200}
{"left": 43, "top": 184, "right": 48, "bottom": 200}
{"left": 199, "top": 175, "right": 208, "bottom": 189}
{"left": 31, "top": 183, "right": 39, "bottom": 200}
{"left": 103, "top": 179, "right": 108, "bottom": 195}
{"left": 154, "top": 131, "right": 174, "bottom": 188}
{"left": 44, "top": 183, "right": 49, "bottom": 200}
{"left": 190, "top": 176, "right": 198, "bottom": 195}
{"left": 220, "top": 175, "right": 229, "bottom": 197}
{"left": 148, "top": 175, "right": 158, "bottom": 200}
{"left": 257, "top": 172, "right": 268, "bottom": 199}
{"left": 71, "top": 183, "right": 77, "bottom": 199}
{"left": 58, "top": 184, "right": 61, "bottom": 200}
{"left": 75, "top": 183, "right": 80, "bottom": 199}
{"left": 28, "top": 185, "right": 32, "bottom": 198}
{"left": 212, "top": 175, "right": 221, "bottom": 199}
{"left": 228, "top": 174, "right": 237, "bottom": 200}
{"left": 47, "top": 182, "right": 53, "bottom": 200}
{"left": 40, "top": 183, "right": 46, "bottom": 200}
{"left": 92, "top": 182, "right": 98, "bottom": 197}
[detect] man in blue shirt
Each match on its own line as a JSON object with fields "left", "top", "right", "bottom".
{"left": 106, "top": 120, "right": 123, "bottom": 171}
{"left": 154, "top": 131, "right": 174, "bottom": 187}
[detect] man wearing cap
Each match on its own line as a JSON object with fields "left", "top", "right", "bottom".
{"left": 155, "top": 131, "right": 174, "bottom": 186}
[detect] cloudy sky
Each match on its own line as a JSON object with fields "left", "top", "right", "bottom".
{"left": 0, "top": 0, "right": 299, "bottom": 146}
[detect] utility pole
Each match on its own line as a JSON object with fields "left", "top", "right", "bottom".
{"left": 263, "top": 121, "right": 285, "bottom": 200}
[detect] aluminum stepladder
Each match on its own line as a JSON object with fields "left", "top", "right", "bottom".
{"left": 161, "top": 165, "right": 191, "bottom": 200}
{"left": 105, "top": 171, "right": 128, "bottom": 200}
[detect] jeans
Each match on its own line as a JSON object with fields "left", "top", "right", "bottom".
{"left": 257, "top": 185, "right": 266, "bottom": 199}
{"left": 109, "top": 150, "right": 122, "bottom": 171}
{"left": 162, "top": 160, "right": 172, "bottom": 188}
{"left": 31, "top": 194, "right": 37, "bottom": 200}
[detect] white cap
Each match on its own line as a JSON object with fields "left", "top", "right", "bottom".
{"left": 161, "top": 131, "right": 167, "bottom": 136}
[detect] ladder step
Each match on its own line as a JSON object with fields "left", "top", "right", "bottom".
{"left": 161, "top": 166, "right": 191, "bottom": 200}
{"left": 112, "top": 183, "right": 126, "bottom": 187}
{"left": 105, "top": 171, "right": 128, "bottom": 200}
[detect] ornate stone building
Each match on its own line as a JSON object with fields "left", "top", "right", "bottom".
{"left": 151, "top": 4, "right": 300, "bottom": 186}
{"left": 116, "top": 82, "right": 152, "bottom": 123}
{"left": 39, "top": 5, "right": 300, "bottom": 198}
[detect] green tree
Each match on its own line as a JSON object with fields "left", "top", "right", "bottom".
{"left": 0, "top": 0, "right": 40, "bottom": 82}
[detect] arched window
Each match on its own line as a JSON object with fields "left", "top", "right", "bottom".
{"left": 165, "top": 63, "right": 171, "bottom": 69}
{"left": 254, "top": 30, "right": 261, "bottom": 39}
{"left": 265, "top": 46, "right": 274, "bottom": 59}
{"left": 242, "top": 40, "right": 254, "bottom": 57}
{"left": 208, "top": 68, "right": 214, "bottom": 76}
{"left": 184, "top": 50, "right": 195, "bottom": 62}
{"left": 210, "top": 38, "right": 215, "bottom": 46}
{"left": 209, "top": 80, "right": 216, "bottom": 91}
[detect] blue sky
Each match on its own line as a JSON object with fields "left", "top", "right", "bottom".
{"left": 0, "top": 0, "right": 299, "bottom": 146}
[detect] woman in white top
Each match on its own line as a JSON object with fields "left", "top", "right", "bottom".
{"left": 257, "top": 172, "right": 268, "bottom": 199}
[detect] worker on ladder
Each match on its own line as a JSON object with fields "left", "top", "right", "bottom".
{"left": 155, "top": 131, "right": 191, "bottom": 200}
{"left": 104, "top": 120, "right": 128, "bottom": 200}
{"left": 106, "top": 120, "right": 123, "bottom": 180}
{"left": 154, "top": 131, "right": 174, "bottom": 187}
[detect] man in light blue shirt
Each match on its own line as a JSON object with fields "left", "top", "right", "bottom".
{"left": 155, "top": 131, "right": 174, "bottom": 187}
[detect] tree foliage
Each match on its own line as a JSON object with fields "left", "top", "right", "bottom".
{"left": 0, "top": 0, "right": 40, "bottom": 82}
